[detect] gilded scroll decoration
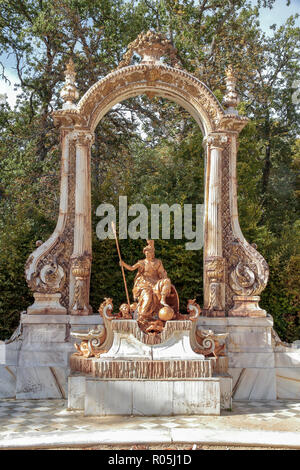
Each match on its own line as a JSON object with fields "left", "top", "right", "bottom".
{"left": 195, "top": 328, "right": 228, "bottom": 357}
{"left": 73, "top": 325, "right": 107, "bottom": 358}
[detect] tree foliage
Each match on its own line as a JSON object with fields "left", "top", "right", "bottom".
{"left": 0, "top": 0, "right": 299, "bottom": 341}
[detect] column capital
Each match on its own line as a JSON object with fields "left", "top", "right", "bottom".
{"left": 205, "top": 133, "right": 229, "bottom": 150}
{"left": 71, "top": 130, "right": 95, "bottom": 146}
{"left": 205, "top": 256, "right": 225, "bottom": 283}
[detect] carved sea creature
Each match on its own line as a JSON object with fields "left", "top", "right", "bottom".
{"left": 72, "top": 325, "right": 106, "bottom": 358}
{"left": 144, "top": 319, "right": 164, "bottom": 335}
{"left": 195, "top": 328, "right": 228, "bottom": 357}
{"left": 98, "top": 298, "right": 114, "bottom": 319}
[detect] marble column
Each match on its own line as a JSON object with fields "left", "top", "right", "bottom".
{"left": 70, "top": 131, "right": 94, "bottom": 316}
{"left": 203, "top": 134, "right": 228, "bottom": 316}
{"left": 26, "top": 128, "right": 74, "bottom": 315}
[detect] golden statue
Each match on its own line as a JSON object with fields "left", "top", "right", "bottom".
{"left": 120, "top": 240, "right": 179, "bottom": 325}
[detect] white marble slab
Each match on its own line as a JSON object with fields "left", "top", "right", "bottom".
{"left": 275, "top": 351, "right": 300, "bottom": 368}
{"left": 21, "top": 313, "right": 102, "bottom": 325}
{"left": 151, "top": 332, "right": 203, "bottom": 360}
{"left": 81, "top": 377, "right": 220, "bottom": 416}
{"left": 197, "top": 316, "right": 274, "bottom": 328}
{"left": 100, "top": 334, "right": 152, "bottom": 360}
{"left": 16, "top": 366, "right": 67, "bottom": 399}
{"left": 133, "top": 380, "right": 174, "bottom": 415}
{"left": 69, "top": 315, "right": 103, "bottom": 325}
{"left": 226, "top": 326, "right": 273, "bottom": 353}
{"left": 0, "top": 342, "right": 5, "bottom": 364}
{"left": 0, "top": 365, "right": 16, "bottom": 398}
{"left": 100, "top": 330, "right": 203, "bottom": 361}
{"left": 173, "top": 379, "right": 220, "bottom": 415}
{"left": 229, "top": 367, "right": 276, "bottom": 400}
{"left": 276, "top": 368, "right": 300, "bottom": 399}
{"left": 85, "top": 379, "right": 133, "bottom": 416}
{"left": 21, "top": 313, "right": 69, "bottom": 324}
{"left": 218, "top": 376, "right": 232, "bottom": 410}
{"left": 3, "top": 340, "right": 22, "bottom": 366}
{"left": 23, "top": 324, "right": 67, "bottom": 343}
{"left": 228, "top": 352, "right": 275, "bottom": 368}
{"left": 68, "top": 375, "right": 86, "bottom": 409}
{"left": 227, "top": 367, "right": 242, "bottom": 391}
{"left": 18, "top": 350, "right": 68, "bottom": 367}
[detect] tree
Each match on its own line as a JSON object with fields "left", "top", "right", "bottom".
{"left": 0, "top": 0, "right": 299, "bottom": 341}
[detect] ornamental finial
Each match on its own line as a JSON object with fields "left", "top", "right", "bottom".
{"left": 118, "top": 30, "right": 181, "bottom": 69}
{"left": 222, "top": 65, "right": 239, "bottom": 115}
{"left": 60, "top": 58, "right": 79, "bottom": 109}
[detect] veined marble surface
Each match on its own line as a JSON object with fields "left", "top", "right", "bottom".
{"left": 73, "top": 377, "right": 221, "bottom": 416}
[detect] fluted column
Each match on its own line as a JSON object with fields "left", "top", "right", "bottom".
{"left": 203, "top": 133, "right": 228, "bottom": 316}
{"left": 70, "top": 130, "right": 94, "bottom": 315}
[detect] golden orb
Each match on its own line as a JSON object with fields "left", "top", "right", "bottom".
{"left": 158, "top": 305, "right": 174, "bottom": 321}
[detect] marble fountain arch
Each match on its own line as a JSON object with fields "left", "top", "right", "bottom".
{"left": 3, "top": 32, "right": 299, "bottom": 406}
{"left": 25, "top": 33, "right": 269, "bottom": 320}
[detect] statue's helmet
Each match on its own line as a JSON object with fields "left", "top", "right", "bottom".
{"left": 143, "top": 239, "right": 155, "bottom": 255}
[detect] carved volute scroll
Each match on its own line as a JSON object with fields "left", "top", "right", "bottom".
{"left": 229, "top": 240, "right": 269, "bottom": 297}
{"left": 25, "top": 32, "right": 269, "bottom": 318}
{"left": 221, "top": 134, "right": 269, "bottom": 316}
{"left": 25, "top": 125, "right": 76, "bottom": 314}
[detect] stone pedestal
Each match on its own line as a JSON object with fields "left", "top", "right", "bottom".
{"left": 198, "top": 315, "right": 278, "bottom": 400}
{"left": 27, "top": 293, "right": 67, "bottom": 315}
{"left": 229, "top": 295, "right": 266, "bottom": 317}
{"left": 68, "top": 319, "right": 224, "bottom": 416}
{"left": 0, "top": 313, "right": 102, "bottom": 399}
{"left": 68, "top": 375, "right": 221, "bottom": 416}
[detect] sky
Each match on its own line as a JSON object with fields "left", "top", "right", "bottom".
{"left": 0, "top": 0, "right": 299, "bottom": 108}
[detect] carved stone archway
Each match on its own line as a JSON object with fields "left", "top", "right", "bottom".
{"left": 25, "top": 32, "right": 269, "bottom": 318}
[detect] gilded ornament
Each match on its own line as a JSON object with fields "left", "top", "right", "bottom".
{"left": 117, "top": 30, "right": 181, "bottom": 69}
{"left": 195, "top": 329, "right": 228, "bottom": 357}
{"left": 186, "top": 299, "right": 201, "bottom": 321}
{"left": 120, "top": 240, "right": 179, "bottom": 333}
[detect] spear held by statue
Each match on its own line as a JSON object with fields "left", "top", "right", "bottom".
{"left": 111, "top": 221, "right": 131, "bottom": 308}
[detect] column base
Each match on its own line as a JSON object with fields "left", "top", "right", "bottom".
{"left": 203, "top": 309, "right": 225, "bottom": 317}
{"left": 70, "top": 306, "right": 93, "bottom": 316}
{"left": 27, "top": 293, "right": 66, "bottom": 315}
{"left": 228, "top": 295, "right": 266, "bottom": 318}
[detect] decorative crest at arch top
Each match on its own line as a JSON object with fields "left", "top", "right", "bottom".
{"left": 118, "top": 30, "right": 181, "bottom": 69}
